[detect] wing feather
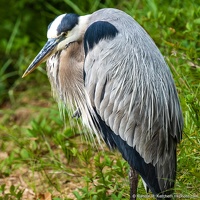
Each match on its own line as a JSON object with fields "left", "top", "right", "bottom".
{"left": 83, "top": 8, "right": 183, "bottom": 192}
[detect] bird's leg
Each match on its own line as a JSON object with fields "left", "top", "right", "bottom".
{"left": 129, "top": 167, "right": 138, "bottom": 200}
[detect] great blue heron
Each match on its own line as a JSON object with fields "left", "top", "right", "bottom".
{"left": 23, "top": 8, "right": 183, "bottom": 199}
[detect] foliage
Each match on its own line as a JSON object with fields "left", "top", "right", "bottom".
{"left": 73, "top": 153, "right": 129, "bottom": 200}
{"left": 0, "top": 0, "right": 199, "bottom": 199}
{"left": 0, "top": 185, "right": 24, "bottom": 200}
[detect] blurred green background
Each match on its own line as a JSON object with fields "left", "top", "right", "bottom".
{"left": 0, "top": 0, "right": 199, "bottom": 199}
{"left": 0, "top": 0, "right": 199, "bottom": 105}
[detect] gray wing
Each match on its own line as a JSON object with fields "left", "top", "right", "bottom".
{"left": 84, "top": 8, "right": 183, "bottom": 192}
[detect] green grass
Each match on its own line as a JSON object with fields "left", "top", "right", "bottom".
{"left": 0, "top": 0, "right": 200, "bottom": 199}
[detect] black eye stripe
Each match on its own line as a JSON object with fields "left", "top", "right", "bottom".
{"left": 57, "top": 14, "right": 79, "bottom": 36}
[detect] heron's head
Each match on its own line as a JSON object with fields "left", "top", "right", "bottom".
{"left": 22, "top": 13, "right": 89, "bottom": 77}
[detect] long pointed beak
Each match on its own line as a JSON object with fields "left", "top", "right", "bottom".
{"left": 22, "top": 38, "right": 58, "bottom": 78}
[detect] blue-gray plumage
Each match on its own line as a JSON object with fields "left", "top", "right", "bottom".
{"left": 23, "top": 8, "right": 183, "bottom": 200}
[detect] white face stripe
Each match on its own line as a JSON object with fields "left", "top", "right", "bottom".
{"left": 47, "top": 14, "right": 66, "bottom": 39}
{"left": 46, "top": 14, "right": 91, "bottom": 52}
{"left": 56, "top": 15, "right": 91, "bottom": 51}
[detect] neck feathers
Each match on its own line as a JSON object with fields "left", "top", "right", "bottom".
{"left": 47, "top": 42, "right": 84, "bottom": 110}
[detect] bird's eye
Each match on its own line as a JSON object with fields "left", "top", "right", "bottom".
{"left": 61, "top": 32, "right": 67, "bottom": 37}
